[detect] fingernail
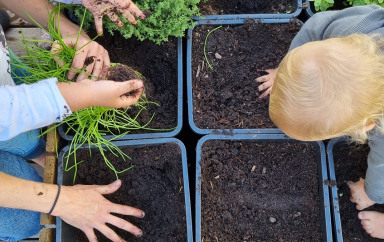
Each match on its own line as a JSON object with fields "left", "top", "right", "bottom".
{"left": 114, "top": 179, "right": 121, "bottom": 186}
{"left": 358, "top": 212, "right": 363, "bottom": 219}
{"left": 136, "top": 80, "right": 144, "bottom": 88}
{"left": 136, "top": 230, "right": 143, "bottom": 238}
{"left": 140, "top": 211, "right": 145, "bottom": 218}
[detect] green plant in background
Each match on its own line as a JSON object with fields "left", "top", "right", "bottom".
{"left": 67, "top": 0, "right": 201, "bottom": 44}
{"left": 11, "top": 5, "right": 169, "bottom": 183}
{"left": 345, "top": 0, "right": 384, "bottom": 7}
{"left": 309, "top": 0, "right": 334, "bottom": 11}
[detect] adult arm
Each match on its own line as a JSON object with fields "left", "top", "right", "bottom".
{"left": 0, "top": 172, "right": 144, "bottom": 240}
{"left": 0, "top": 78, "right": 143, "bottom": 141}
{"left": 0, "top": 0, "right": 110, "bottom": 81}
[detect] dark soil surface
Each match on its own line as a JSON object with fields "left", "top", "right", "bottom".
{"left": 198, "top": 0, "right": 299, "bottom": 15}
{"left": 191, "top": 20, "right": 301, "bottom": 130}
{"left": 199, "top": 140, "right": 323, "bottom": 241}
{"left": 89, "top": 33, "right": 178, "bottom": 133}
{"left": 332, "top": 142, "right": 384, "bottom": 241}
{"left": 68, "top": 143, "right": 187, "bottom": 241}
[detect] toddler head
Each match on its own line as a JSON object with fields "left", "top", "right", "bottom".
{"left": 270, "top": 34, "right": 384, "bottom": 143}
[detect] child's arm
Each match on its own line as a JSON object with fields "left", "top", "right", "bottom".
{"left": 289, "top": 5, "right": 384, "bottom": 51}
{"left": 0, "top": 78, "right": 143, "bottom": 141}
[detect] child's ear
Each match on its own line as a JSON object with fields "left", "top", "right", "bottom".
{"left": 365, "top": 122, "right": 376, "bottom": 132}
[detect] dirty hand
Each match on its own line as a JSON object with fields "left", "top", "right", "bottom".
{"left": 82, "top": 78, "right": 144, "bottom": 108}
{"left": 347, "top": 178, "right": 375, "bottom": 210}
{"left": 255, "top": 68, "right": 277, "bottom": 99}
{"left": 51, "top": 180, "right": 144, "bottom": 242}
{"left": 51, "top": 34, "right": 110, "bottom": 82}
{"left": 82, "top": 0, "right": 147, "bottom": 35}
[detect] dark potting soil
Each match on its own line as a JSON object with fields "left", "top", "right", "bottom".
{"left": 200, "top": 140, "right": 322, "bottom": 241}
{"left": 198, "top": 0, "right": 298, "bottom": 15}
{"left": 69, "top": 143, "right": 187, "bottom": 241}
{"left": 89, "top": 33, "right": 178, "bottom": 134}
{"left": 191, "top": 20, "right": 301, "bottom": 130}
{"left": 332, "top": 142, "right": 384, "bottom": 242}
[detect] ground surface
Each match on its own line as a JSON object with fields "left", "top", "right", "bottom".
{"left": 191, "top": 19, "right": 301, "bottom": 130}
{"left": 198, "top": 0, "right": 298, "bottom": 15}
{"left": 200, "top": 140, "right": 322, "bottom": 241}
{"left": 67, "top": 143, "right": 187, "bottom": 241}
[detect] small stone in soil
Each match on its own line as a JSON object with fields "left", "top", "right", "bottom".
{"left": 269, "top": 217, "right": 277, "bottom": 223}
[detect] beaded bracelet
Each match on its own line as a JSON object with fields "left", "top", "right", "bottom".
{"left": 47, "top": 184, "right": 61, "bottom": 216}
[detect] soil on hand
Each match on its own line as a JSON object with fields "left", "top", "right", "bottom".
{"left": 332, "top": 142, "right": 384, "bottom": 242}
{"left": 93, "top": 33, "right": 179, "bottom": 132}
{"left": 200, "top": 140, "right": 322, "bottom": 241}
{"left": 198, "top": 0, "right": 298, "bottom": 15}
{"left": 71, "top": 143, "right": 187, "bottom": 241}
{"left": 107, "top": 64, "right": 152, "bottom": 98}
{"left": 191, "top": 19, "right": 301, "bottom": 129}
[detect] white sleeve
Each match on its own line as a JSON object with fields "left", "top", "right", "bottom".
{"left": 0, "top": 78, "right": 72, "bottom": 141}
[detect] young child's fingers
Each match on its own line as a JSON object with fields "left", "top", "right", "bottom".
{"left": 259, "top": 88, "right": 272, "bottom": 99}
{"left": 93, "top": 14, "right": 104, "bottom": 36}
{"left": 108, "top": 0, "right": 130, "bottom": 8}
{"left": 120, "top": 9, "right": 137, "bottom": 25}
{"left": 91, "top": 53, "right": 104, "bottom": 80}
{"left": 127, "top": 2, "right": 146, "bottom": 19}
{"left": 99, "top": 49, "right": 110, "bottom": 80}
{"left": 107, "top": 11, "right": 124, "bottom": 28}
{"left": 50, "top": 42, "right": 65, "bottom": 67}
{"left": 76, "top": 45, "right": 100, "bottom": 81}
{"left": 68, "top": 48, "right": 88, "bottom": 80}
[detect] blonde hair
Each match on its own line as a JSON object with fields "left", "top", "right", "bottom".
{"left": 270, "top": 34, "right": 384, "bottom": 143}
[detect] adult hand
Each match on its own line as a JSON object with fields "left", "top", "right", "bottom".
{"left": 82, "top": 0, "right": 147, "bottom": 35}
{"left": 347, "top": 178, "right": 375, "bottom": 210}
{"left": 51, "top": 34, "right": 110, "bottom": 82}
{"left": 255, "top": 68, "right": 277, "bottom": 99}
{"left": 52, "top": 180, "right": 144, "bottom": 241}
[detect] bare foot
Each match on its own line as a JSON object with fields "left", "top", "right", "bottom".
{"left": 31, "top": 152, "right": 47, "bottom": 168}
{"left": 359, "top": 211, "right": 384, "bottom": 239}
{"left": 347, "top": 178, "right": 375, "bottom": 210}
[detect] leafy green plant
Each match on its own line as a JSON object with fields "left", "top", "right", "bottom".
{"left": 345, "top": 0, "right": 384, "bottom": 7}
{"left": 11, "top": 5, "right": 170, "bottom": 182}
{"left": 67, "top": 0, "right": 201, "bottom": 44}
{"left": 308, "top": 0, "right": 335, "bottom": 11}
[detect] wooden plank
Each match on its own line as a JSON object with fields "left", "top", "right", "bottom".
{"left": 0, "top": 9, "right": 33, "bottom": 27}
{"left": 5, "top": 27, "right": 42, "bottom": 57}
{"left": 39, "top": 228, "right": 54, "bottom": 242}
{"left": 40, "top": 127, "right": 59, "bottom": 228}
{"left": 46, "top": 125, "right": 59, "bottom": 154}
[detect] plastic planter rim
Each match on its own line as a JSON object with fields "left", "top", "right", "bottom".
{"left": 326, "top": 136, "right": 351, "bottom": 242}
{"left": 58, "top": 37, "right": 183, "bottom": 141}
{"left": 193, "top": 0, "right": 303, "bottom": 20}
{"left": 56, "top": 137, "right": 193, "bottom": 242}
{"left": 195, "top": 133, "right": 332, "bottom": 242}
{"left": 187, "top": 18, "right": 302, "bottom": 135}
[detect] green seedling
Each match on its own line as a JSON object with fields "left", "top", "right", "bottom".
{"left": 203, "top": 25, "right": 222, "bottom": 71}
{"left": 309, "top": 0, "right": 334, "bottom": 11}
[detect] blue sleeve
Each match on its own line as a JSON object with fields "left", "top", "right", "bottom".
{"left": 0, "top": 78, "right": 72, "bottom": 141}
{"left": 52, "top": 0, "right": 82, "bottom": 4}
{"left": 365, "top": 130, "right": 384, "bottom": 204}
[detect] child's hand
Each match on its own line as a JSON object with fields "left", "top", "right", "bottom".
{"left": 82, "top": 0, "right": 147, "bottom": 35}
{"left": 347, "top": 178, "right": 375, "bottom": 210}
{"left": 255, "top": 68, "right": 277, "bottom": 99}
{"left": 51, "top": 35, "right": 110, "bottom": 82}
